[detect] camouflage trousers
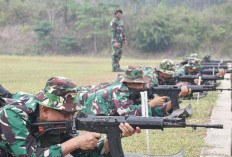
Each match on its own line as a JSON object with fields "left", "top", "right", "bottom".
{"left": 111, "top": 45, "right": 122, "bottom": 70}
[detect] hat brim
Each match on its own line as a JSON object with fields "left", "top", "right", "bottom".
{"left": 35, "top": 90, "right": 78, "bottom": 112}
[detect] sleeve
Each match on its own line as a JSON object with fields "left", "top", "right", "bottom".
{"left": 112, "top": 90, "right": 153, "bottom": 116}
{"left": 110, "top": 19, "right": 117, "bottom": 44}
{"left": 150, "top": 104, "right": 168, "bottom": 117}
{"left": 122, "top": 22, "right": 126, "bottom": 42}
{"left": 0, "top": 108, "right": 64, "bottom": 157}
{"left": 67, "top": 134, "right": 107, "bottom": 157}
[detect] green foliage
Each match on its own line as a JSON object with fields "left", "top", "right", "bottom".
{"left": 33, "top": 21, "right": 53, "bottom": 38}
{"left": 73, "top": 2, "right": 115, "bottom": 53}
{"left": 1, "top": 0, "right": 232, "bottom": 56}
{"left": 133, "top": 9, "right": 173, "bottom": 52}
{"left": 59, "top": 35, "right": 79, "bottom": 52}
{"left": 210, "top": 26, "right": 226, "bottom": 41}
{"left": 33, "top": 21, "right": 53, "bottom": 52}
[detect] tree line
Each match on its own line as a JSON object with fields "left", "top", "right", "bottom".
{"left": 0, "top": 0, "right": 231, "bottom": 57}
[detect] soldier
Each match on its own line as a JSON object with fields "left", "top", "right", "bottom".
{"left": 176, "top": 58, "right": 226, "bottom": 77}
{"left": 176, "top": 53, "right": 199, "bottom": 69}
{"left": 0, "top": 77, "right": 140, "bottom": 156}
{"left": 143, "top": 59, "right": 177, "bottom": 86}
{"left": 110, "top": 9, "right": 127, "bottom": 72}
{"left": 78, "top": 66, "right": 190, "bottom": 117}
{"left": 202, "top": 53, "right": 213, "bottom": 62}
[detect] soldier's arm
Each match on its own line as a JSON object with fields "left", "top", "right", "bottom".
{"left": 112, "top": 90, "right": 167, "bottom": 117}
{"left": 110, "top": 20, "right": 117, "bottom": 44}
{"left": 122, "top": 23, "right": 126, "bottom": 42}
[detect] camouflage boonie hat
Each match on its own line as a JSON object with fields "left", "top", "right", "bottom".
{"left": 183, "top": 53, "right": 199, "bottom": 61}
{"left": 35, "top": 77, "right": 78, "bottom": 112}
{"left": 157, "top": 59, "right": 175, "bottom": 75}
{"left": 203, "top": 53, "right": 212, "bottom": 61}
{"left": 114, "top": 9, "right": 123, "bottom": 15}
{"left": 185, "top": 59, "right": 201, "bottom": 69}
{"left": 121, "top": 65, "right": 149, "bottom": 83}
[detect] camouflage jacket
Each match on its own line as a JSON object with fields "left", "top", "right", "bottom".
{"left": 0, "top": 95, "right": 106, "bottom": 157}
{"left": 77, "top": 82, "right": 167, "bottom": 117}
{"left": 110, "top": 17, "right": 126, "bottom": 45}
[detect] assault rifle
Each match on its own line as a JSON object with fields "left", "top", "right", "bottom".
{"left": 201, "top": 64, "right": 228, "bottom": 69}
{"left": 158, "top": 75, "right": 230, "bottom": 85}
{"left": 175, "top": 75, "right": 231, "bottom": 85}
{"left": 31, "top": 113, "right": 223, "bottom": 157}
{"left": 200, "top": 69, "right": 232, "bottom": 75}
{"left": 129, "top": 85, "right": 232, "bottom": 110}
{"left": 201, "top": 60, "right": 232, "bottom": 65}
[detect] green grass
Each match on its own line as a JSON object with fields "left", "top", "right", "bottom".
{"left": 0, "top": 55, "right": 217, "bottom": 157}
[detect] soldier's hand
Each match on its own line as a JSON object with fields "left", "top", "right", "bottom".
{"left": 178, "top": 86, "right": 192, "bottom": 98}
{"left": 124, "top": 41, "right": 128, "bottom": 46}
{"left": 113, "top": 42, "right": 120, "bottom": 48}
{"left": 194, "top": 79, "right": 203, "bottom": 85}
{"left": 216, "top": 68, "right": 226, "bottom": 76}
{"left": 149, "top": 96, "right": 167, "bottom": 108}
{"left": 75, "top": 132, "right": 101, "bottom": 150}
{"left": 120, "top": 123, "right": 141, "bottom": 137}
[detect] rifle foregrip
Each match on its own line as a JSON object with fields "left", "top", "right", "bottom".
{"left": 125, "top": 117, "right": 164, "bottom": 130}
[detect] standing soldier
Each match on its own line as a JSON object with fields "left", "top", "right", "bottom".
{"left": 110, "top": 9, "right": 127, "bottom": 72}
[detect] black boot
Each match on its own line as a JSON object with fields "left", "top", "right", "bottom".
{"left": 0, "top": 85, "right": 13, "bottom": 98}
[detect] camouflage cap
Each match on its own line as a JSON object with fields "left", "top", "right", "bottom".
{"left": 156, "top": 59, "right": 175, "bottom": 75}
{"left": 35, "top": 77, "right": 78, "bottom": 112}
{"left": 185, "top": 58, "right": 201, "bottom": 69}
{"left": 203, "top": 53, "right": 212, "bottom": 61}
{"left": 121, "top": 65, "right": 149, "bottom": 83}
{"left": 114, "top": 9, "right": 123, "bottom": 15}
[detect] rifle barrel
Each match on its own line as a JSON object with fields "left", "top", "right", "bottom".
{"left": 186, "top": 124, "right": 223, "bottom": 129}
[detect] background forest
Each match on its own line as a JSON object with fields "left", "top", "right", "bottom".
{"left": 0, "top": 0, "right": 231, "bottom": 58}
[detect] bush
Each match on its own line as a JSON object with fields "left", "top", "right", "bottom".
{"left": 59, "top": 35, "right": 80, "bottom": 52}
{"left": 133, "top": 14, "right": 173, "bottom": 52}
{"left": 33, "top": 21, "right": 53, "bottom": 38}
{"left": 33, "top": 21, "right": 53, "bottom": 52}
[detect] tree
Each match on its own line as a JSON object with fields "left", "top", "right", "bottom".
{"left": 74, "top": 2, "right": 115, "bottom": 54}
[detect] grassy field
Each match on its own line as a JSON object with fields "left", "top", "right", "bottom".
{"left": 0, "top": 55, "right": 218, "bottom": 156}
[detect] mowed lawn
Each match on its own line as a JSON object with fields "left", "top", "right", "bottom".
{"left": 0, "top": 55, "right": 218, "bottom": 156}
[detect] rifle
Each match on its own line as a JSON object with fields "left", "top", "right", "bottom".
{"left": 201, "top": 64, "right": 228, "bottom": 69}
{"left": 31, "top": 113, "right": 223, "bottom": 157}
{"left": 175, "top": 75, "right": 231, "bottom": 85}
{"left": 129, "top": 85, "right": 232, "bottom": 110}
{"left": 200, "top": 69, "right": 232, "bottom": 75}
{"left": 201, "top": 60, "right": 232, "bottom": 65}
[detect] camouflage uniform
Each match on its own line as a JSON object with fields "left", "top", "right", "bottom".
{"left": 176, "top": 58, "right": 201, "bottom": 76}
{"left": 0, "top": 77, "right": 106, "bottom": 157}
{"left": 113, "top": 59, "right": 176, "bottom": 87}
{"left": 77, "top": 66, "right": 168, "bottom": 117}
{"left": 110, "top": 9, "right": 126, "bottom": 71}
{"left": 176, "top": 53, "right": 199, "bottom": 69}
